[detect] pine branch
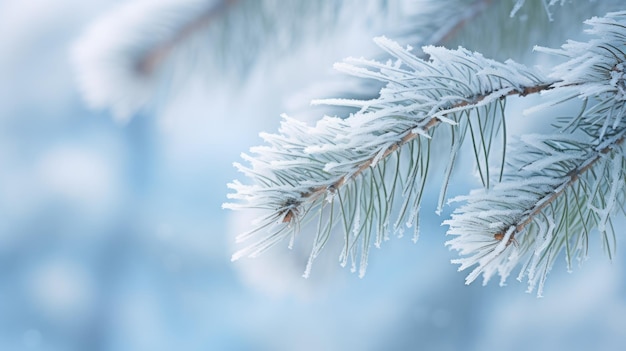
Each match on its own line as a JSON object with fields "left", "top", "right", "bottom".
{"left": 446, "top": 11, "right": 626, "bottom": 296}
{"left": 308, "top": 82, "right": 552, "bottom": 199}
{"left": 445, "top": 132, "right": 625, "bottom": 296}
{"left": 225, "top": 38, "right": 551, "bottom": 277}
{"left": 514, "top": 135, "right": 624, "bottom": 237}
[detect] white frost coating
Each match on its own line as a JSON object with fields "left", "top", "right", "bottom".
{"left": 509, "top": 0, "right": 526, "bottom": 18}
{"left": 405, "top": 207, "right": 415, "bottom": 229}
{"left": 589, "top": 150, "right": 624, "bottom": 234}
{"left": 303, "top": 252, "right": 315, "bottom": 279}
{"left": 226, "top": 35, "right": 548, "bottom": 277}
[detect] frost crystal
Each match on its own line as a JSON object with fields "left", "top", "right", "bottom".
{"left": 610, "top": 63, "right": 626, "bottom": 102}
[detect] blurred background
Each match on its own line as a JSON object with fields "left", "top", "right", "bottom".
{"left": 1, "top": 0, "right": 626, "bottom": 350}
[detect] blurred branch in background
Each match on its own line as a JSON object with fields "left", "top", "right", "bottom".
{"left": 135, "top": 0, "right": 238, "bottom": 76}
{"left": 72, "top": 0, "right": 491, "bottom": 121}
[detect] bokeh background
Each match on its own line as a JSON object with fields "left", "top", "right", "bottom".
{"left": 1, "top": 1, "right": 626, "bottom": 350}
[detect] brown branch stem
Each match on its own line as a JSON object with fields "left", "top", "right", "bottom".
{"left": 298, "top": 82, "right": 557, "bottom": 208}
{"left": 509, "top": 135, "right": 626, "bottom": 239}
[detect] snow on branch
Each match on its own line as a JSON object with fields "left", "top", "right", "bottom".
{"left": 445, "top": 133, "right": 625, "bottom": 296}
{"left": 225, "top": 37, "right": 550, "bottom": 277}
{"left": 447, "top": 11, "right": 626, "bottom": 296}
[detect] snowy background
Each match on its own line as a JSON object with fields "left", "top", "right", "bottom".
{"left": 1, "top": 0, "right": 626, "bottom": 350}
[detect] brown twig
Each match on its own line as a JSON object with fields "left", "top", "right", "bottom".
{"left": 498, "top": 135, "right": 626, "bottom": 243}
{"left": 293, "top": 82, "right": 556, "bottom": 210}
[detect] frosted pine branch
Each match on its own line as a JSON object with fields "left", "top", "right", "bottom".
{"left": 445, "top": 133, "right": 625, "bottom": 296}
{"left": 533, "top": 11, "right": 626, "bottom": 140}
{"left": 447, "top": 11, "right": 626, "bottom": 296}
{"left": 225, "top": 37, "right": 551, "bottom": 277}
